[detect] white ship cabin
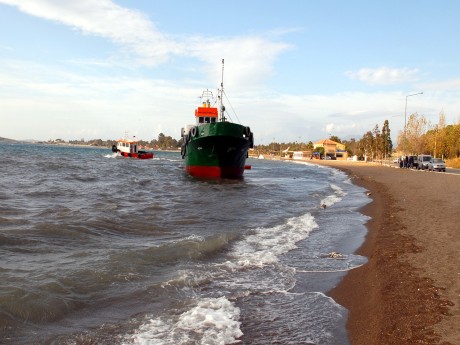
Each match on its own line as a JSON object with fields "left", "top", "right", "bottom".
{"left": 195, "top": 100, "right": 218, "bottom": 125}
{"left": 117, "top": 138, "right": 138, "bottom": 154}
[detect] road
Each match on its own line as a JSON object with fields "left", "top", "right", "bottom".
{"left": 389, "top": 162, "right": 460, "bottom": 175}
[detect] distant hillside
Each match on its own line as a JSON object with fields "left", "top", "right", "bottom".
{"left": 0, "top": 137, "right": 18, "bottom": 143}
{"left": 0, "top": 137, "right": 41, "bottom": 144}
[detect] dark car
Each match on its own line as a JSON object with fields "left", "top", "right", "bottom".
{"left": 408, "top": 155, "right": 418, "bottom": 169}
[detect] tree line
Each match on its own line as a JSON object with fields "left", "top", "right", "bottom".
{"left": 254, "top": 113, "right": 460, "bottom": 166}
{"left": 398, "top": 111, "right": 460, "bottom": 159}
{"left": 49, "top": 112, "right": 460, "bottom": 165}
{"left": 50, "top": 133, "right": 181, "bottom": 150}
{"left": 253, "top": 119, "right": 393, "bottom": 161}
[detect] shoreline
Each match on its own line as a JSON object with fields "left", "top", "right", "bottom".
{"left": 314, "top": 160, "right": 459, "bottom": 345}
{"left": 0, "top": 140, "right": 181, "bottom": 153}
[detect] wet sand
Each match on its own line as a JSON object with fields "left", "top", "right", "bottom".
{"left": 315, "top": 161, "right": 459, "bottom": 345}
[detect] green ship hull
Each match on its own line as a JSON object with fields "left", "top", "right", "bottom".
{"left": 181, "top": 122, "right": 253, "bottom": 179}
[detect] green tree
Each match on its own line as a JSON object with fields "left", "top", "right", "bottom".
{"left": 381, "top": 119, "right": 392, "bottom": 158}
{"left": 372, "top": 124, "right": 380, "bottom": 160}
{"left": 329, "top": 135, "right": 341, "bottom": 143}
{"left": 315, "top": 146, "right": 325, "bottom": 157}
{"left": 442, "top": 124, "right": 460, "bottom": 158}
{"left": 342, "top": 138, "right": 357, "bottom": 156}
{"left": 153, "top": 132, "right": 179, "bottom": 149}
{"left": 358, "top": 131, "right": 374, "bottom": 160}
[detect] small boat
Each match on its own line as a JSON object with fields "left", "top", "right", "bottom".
{"left": 180, "top": 59, "right": 254, "bottom": 179}
{"left": 111, "top": 137, "right": 154, "bottom": 159}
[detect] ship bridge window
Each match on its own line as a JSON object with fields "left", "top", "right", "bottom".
{"left": 198, "top": 116, "right": 217, "bottom": 124}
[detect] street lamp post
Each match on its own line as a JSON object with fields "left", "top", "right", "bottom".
{"left": 403, "top": 92, "right": 423, "bottom": 154}
{"left": 434, "top": 125, "right": 438, "bottom": 158}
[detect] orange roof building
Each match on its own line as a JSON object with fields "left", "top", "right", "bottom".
{"left": 313, "top": 139, "right": 348, "bottom": 159}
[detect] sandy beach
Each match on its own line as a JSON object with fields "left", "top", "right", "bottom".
{"left": 314, "top": 161, "right": 460, "bottom": 345}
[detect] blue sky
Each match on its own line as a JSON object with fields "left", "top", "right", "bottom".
{"left": 1, "top": 0, "right": 459, "bottom": 144}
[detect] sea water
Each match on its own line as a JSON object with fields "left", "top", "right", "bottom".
{"left": 0, "top": 142, "right": 370, "bottom": 345}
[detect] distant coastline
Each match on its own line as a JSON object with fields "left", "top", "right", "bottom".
{"left": 0, "top": 137, "right": 180, "bottom": 152}
{"left": 0, "top": 137, "right": 109, "bottom": 148}
{"left": 0, "top": 136, "right": 22, "bottom": 143}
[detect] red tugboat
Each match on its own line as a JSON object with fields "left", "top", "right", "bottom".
{"left": 111, "top": 137, "right": 154, "bottom": 159}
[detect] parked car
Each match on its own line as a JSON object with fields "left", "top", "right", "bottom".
{"left": 427, "top": 158, "right": 446, "bottom": 172}
{"left": 418, "top": 154, "right": 432, "bottom": 170}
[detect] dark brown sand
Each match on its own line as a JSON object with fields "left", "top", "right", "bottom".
{"left": 315, "top": 161, "right": 459, "bottom": 345}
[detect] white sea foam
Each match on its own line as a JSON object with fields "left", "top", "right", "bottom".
{"left": 104, "top": 152, "right": 118, "bottom": 158}
{"left": 159, "top": 215, "right": 318, "bottom": 295}
{"left": 124, "top": 297, "right": 242, "bottom": 345}
{"left": 182, "top": 234, "right": 206, "bottom": 242}
{"left": 226, "top": 213, "right": 318, "bottom": 269}
{"left": 320, "top": 183, "right": 347, "bottom": 208}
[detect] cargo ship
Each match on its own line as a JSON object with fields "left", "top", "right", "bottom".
{"left": 181, "top": 60, "right": 254, "bottom": 179}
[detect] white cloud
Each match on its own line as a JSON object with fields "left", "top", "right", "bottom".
{"left": 0, "top": 1, "right": 293, "bottom": 142}
{"left": 0, "top": 0, "right": 291, "bottom": 87}
{"left": 417, "top": 78, "right": 460, "bottom": 91}
{"left": 3, "top": 2, "right": 459, "bottom": 144}
{"left": 0, "top": 58, "right": 400, "bottom": 142}
{"left": 3, "top": 56, "right": 459, "bottom": 143}
{"left": 345, "top": 67, "right": 419, "bottom": 85}
{"left": 325, "top": 122, "right": 359, "bottom": 136}
{"left": 1, "top": 0, "right": 180, "bottom": 65}
{"left": 186, "top": 36, "right": 290, "bottom": 88}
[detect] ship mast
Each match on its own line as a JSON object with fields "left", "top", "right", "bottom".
{"left": 219, "top": 59, "right": 226, "bottom": 122}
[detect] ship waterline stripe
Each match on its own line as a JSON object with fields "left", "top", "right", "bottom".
{"left": 185, "top": 165, "right": 244, "bottom": 179}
